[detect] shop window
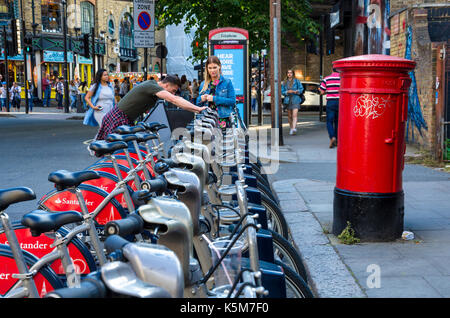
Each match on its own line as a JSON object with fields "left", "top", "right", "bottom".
{"left": 81, "top": 1, "right": 94, "bottom": 34}
{"left": 41, "top": 0, "right": 62, "bottom": 33}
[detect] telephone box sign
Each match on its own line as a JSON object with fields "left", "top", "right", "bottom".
{"left": 133, "top": 0, "right": 155, "bottom": 48}
{"left": 209, "top": 28, "right": 249, "bottom": 126}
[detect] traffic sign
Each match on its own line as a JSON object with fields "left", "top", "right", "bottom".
{"left": 133, "top": 0, "right": 155, "bottom": 48}
{"left": 138, "top": 12, "right": 151, "bottom": 30}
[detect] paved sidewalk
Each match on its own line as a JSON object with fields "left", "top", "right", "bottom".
{"left": 253, "top": 115, "right": 450, "bottom": 298}
{"left": 0, "top": 106, "right": 85, "bottom": 120}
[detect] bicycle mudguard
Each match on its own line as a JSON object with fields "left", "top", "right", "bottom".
{"left": 0, "top": 244, "right": 64, "bottom": 297}
{"left": 84, "top": 162, "right": 142, "bottom": 191}
{"left": 241, "top": 258, "right": 286, "bottom": 298}
{"left": 38, "top": 184, "right": 128, "bottom": 228}
{"left": 81, "top": 171, "right": 135, "bottom": 211}
{"left": 0, "top": 222, "right": 97, "bottom": 280}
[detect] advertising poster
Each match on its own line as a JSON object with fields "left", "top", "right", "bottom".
{"left": 214, "top": 44, "right": 245, "bottom": 120}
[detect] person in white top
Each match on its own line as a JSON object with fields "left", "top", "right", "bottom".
{"left": 84, "top": 69, "right": 115, "bottom": 144}
{"left": 263, "top": 84, "right": 271, "bottom": 113}
{"left": 1, "top": 83, "right": 7, "bottom": 112}
{"left": 10, "top": 82, "right": 21, "bottom": 112}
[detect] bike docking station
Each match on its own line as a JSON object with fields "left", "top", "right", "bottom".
{"left": 209, "top": 27, "right": 250, "bottom": 127}
{"left": 332, "top": 54, "right": 416, "bottom": 242}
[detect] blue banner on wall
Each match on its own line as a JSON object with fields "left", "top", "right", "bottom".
{"left": 43, "top": 50, "right": 74, "bottom": 63}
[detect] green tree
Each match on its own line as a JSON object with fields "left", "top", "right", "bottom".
{"left": 155, "top": 0, "right": 319, "bottom": 63}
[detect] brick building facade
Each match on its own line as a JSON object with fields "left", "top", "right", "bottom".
{"left": 280, "top": 0, "right": 449, "bottom": 160}
{"left": 1, "top": 0, "right": 165, "bottom": 100}
{"left": 390, "top": 1, "right": 449, "bottom": 160}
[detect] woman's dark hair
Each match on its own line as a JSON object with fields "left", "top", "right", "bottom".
{"left": 180, "top": 75, "right": 187, "bottom": 84}
{"left": 92, "top": 68, "right": 108, "bottom": 97}
{"left": 80, "top": 81, "right": 87, "bottom": 90}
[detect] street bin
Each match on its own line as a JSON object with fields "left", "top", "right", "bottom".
{"left": 332, "top": 54, "right": 416, "bottom": 241}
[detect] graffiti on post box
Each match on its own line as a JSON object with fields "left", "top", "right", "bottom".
{"left": 354, "top": 94, "right": 391, "bottom": 119}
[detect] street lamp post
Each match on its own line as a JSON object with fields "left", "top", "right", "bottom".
{"left": 62, "top": 0, "right": 70, "bottom": 113}
{"left": 20, "top": 0, "right": 29, "bottom": 114}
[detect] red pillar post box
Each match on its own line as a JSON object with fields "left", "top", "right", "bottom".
{"left": 332, "top": 54, "right": 416, "bottom": 241}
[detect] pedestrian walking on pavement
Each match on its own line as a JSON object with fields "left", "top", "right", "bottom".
{"left": 191, "top": 79, "right": 199, "bottom": 104}
{"left": 119, "top": 77, "right": 130, "bottom": 97}
{"left": 79, "top": 81, "right": 89, "bottom": 111}
{"left": 56, "top": 77, "right": 64, "bottom": 109}
{"left": 282, "top": 69, "right": 304, "bottom": 135}
{"left": 1, "top": 83, "right": 7, "bottom": 112}
{"left": 10, "top": 82, "right": 21, "bottom": 112}
{"left": 27, "top": 80, "right": 34, "bottom": 112}
{"left": 263, "top": 84, "right": 271, "bottom": 113}
{"left": 69, "top": 80, "right": 79, "bottom": 112}
{"left": 180, "top": 75, "right": 191, "bottom": 101}
{"left": 42, "top": 74, "right": 51, "bottom": 107}
{"left": 319, "top": 68, "right": 341, "bottom": 148}
{"left": 84, "top": 69, "right": 116, "bottom": 145}
{"left": 93, "top": 75, "right": 206, "bottom": 143}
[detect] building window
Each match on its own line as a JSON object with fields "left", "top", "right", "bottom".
{"left": 81, "top": 1, "right": 94, "bottom": 34}
{"left": 41, "top": 0, "right": 62, "bottom": 33}
{"left": 119, "top": 13, "right": 133, "bottom": 50}
{"left": 108, "top": 16, "right": 115, "bottom": 37}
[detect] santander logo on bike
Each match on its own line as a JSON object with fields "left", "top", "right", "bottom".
{"left": 54, "top": 197, "right": 95, "bottom": 207}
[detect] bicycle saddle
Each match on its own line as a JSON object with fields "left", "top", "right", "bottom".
{"left": 0, "top": 187, "right": 36, "bottom": 211}
{"left": 135, "top": 132, "right": 158, "bottom": 142}
{"left": 106, "top": 133, "right": 137, "bottom": 143}
{"left": 138, "top": 122, "right": 168, "bottom": 132}
{"left": 89, "top": 140, "right": 128, "bottom": 157}
{"left": 115, "top": 125, "right": 146, "bottom": 135}
{"left": 48, "top": 170, "right": 101, "bottom": 191}
{"left": 21, "top": 209, "right": 83, "bottom": 237}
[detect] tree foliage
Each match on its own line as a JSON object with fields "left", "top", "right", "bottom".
{"left": 155, "top": 0, "right": 319, "bottom": 63}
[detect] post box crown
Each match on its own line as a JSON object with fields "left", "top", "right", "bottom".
{"left": 333, "top": 54, "right": 416, "bottom": 72}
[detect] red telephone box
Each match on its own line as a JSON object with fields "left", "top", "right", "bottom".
{"left": 332, "top": 54, "right": 416, "bottom": 241}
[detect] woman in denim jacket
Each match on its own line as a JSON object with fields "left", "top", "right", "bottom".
{"left": 196, "top": 55, "right": 236, "bottom": 129}
{"left": 282, "top": 69, "right": 304, "bottom": 135}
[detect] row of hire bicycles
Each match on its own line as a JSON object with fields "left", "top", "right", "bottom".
{"left": 0, "top": 106, "right": 314, "bottom": 298}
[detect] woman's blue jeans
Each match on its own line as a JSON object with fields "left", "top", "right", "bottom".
{"left": 70, "top": 95, "right": 77, "bottom": 110}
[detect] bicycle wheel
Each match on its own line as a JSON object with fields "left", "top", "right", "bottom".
{"left": 274, "top": 260, "right": 314, "bottom": 298}
{"left": 261, "top": 193, "right": 289, "bottom": 240}
{"left": 0, "top": 244, "right": 64, "bottom": 297}
{"left": 269, "top": 229, "right": 307, "bottom": 283}
{"left": 257, "top": 182, "right": 279, "bottom": 204}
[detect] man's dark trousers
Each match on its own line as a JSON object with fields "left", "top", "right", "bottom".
{"left": 326, "top": 99, "right": 339, "bottom": 140}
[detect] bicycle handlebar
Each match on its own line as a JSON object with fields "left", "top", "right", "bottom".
{"left": 104, "top": 234, "right": 130, "bottom": 255}
{"left": 45, "top": 275, "right": 107, "bottom": 298}
{"left": 105, "top": 212, "right": 144, "bottom": 238}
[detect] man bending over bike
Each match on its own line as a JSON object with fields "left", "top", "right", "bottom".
{"left": 94, "top": 75, "right": 206, "bottom": 141}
